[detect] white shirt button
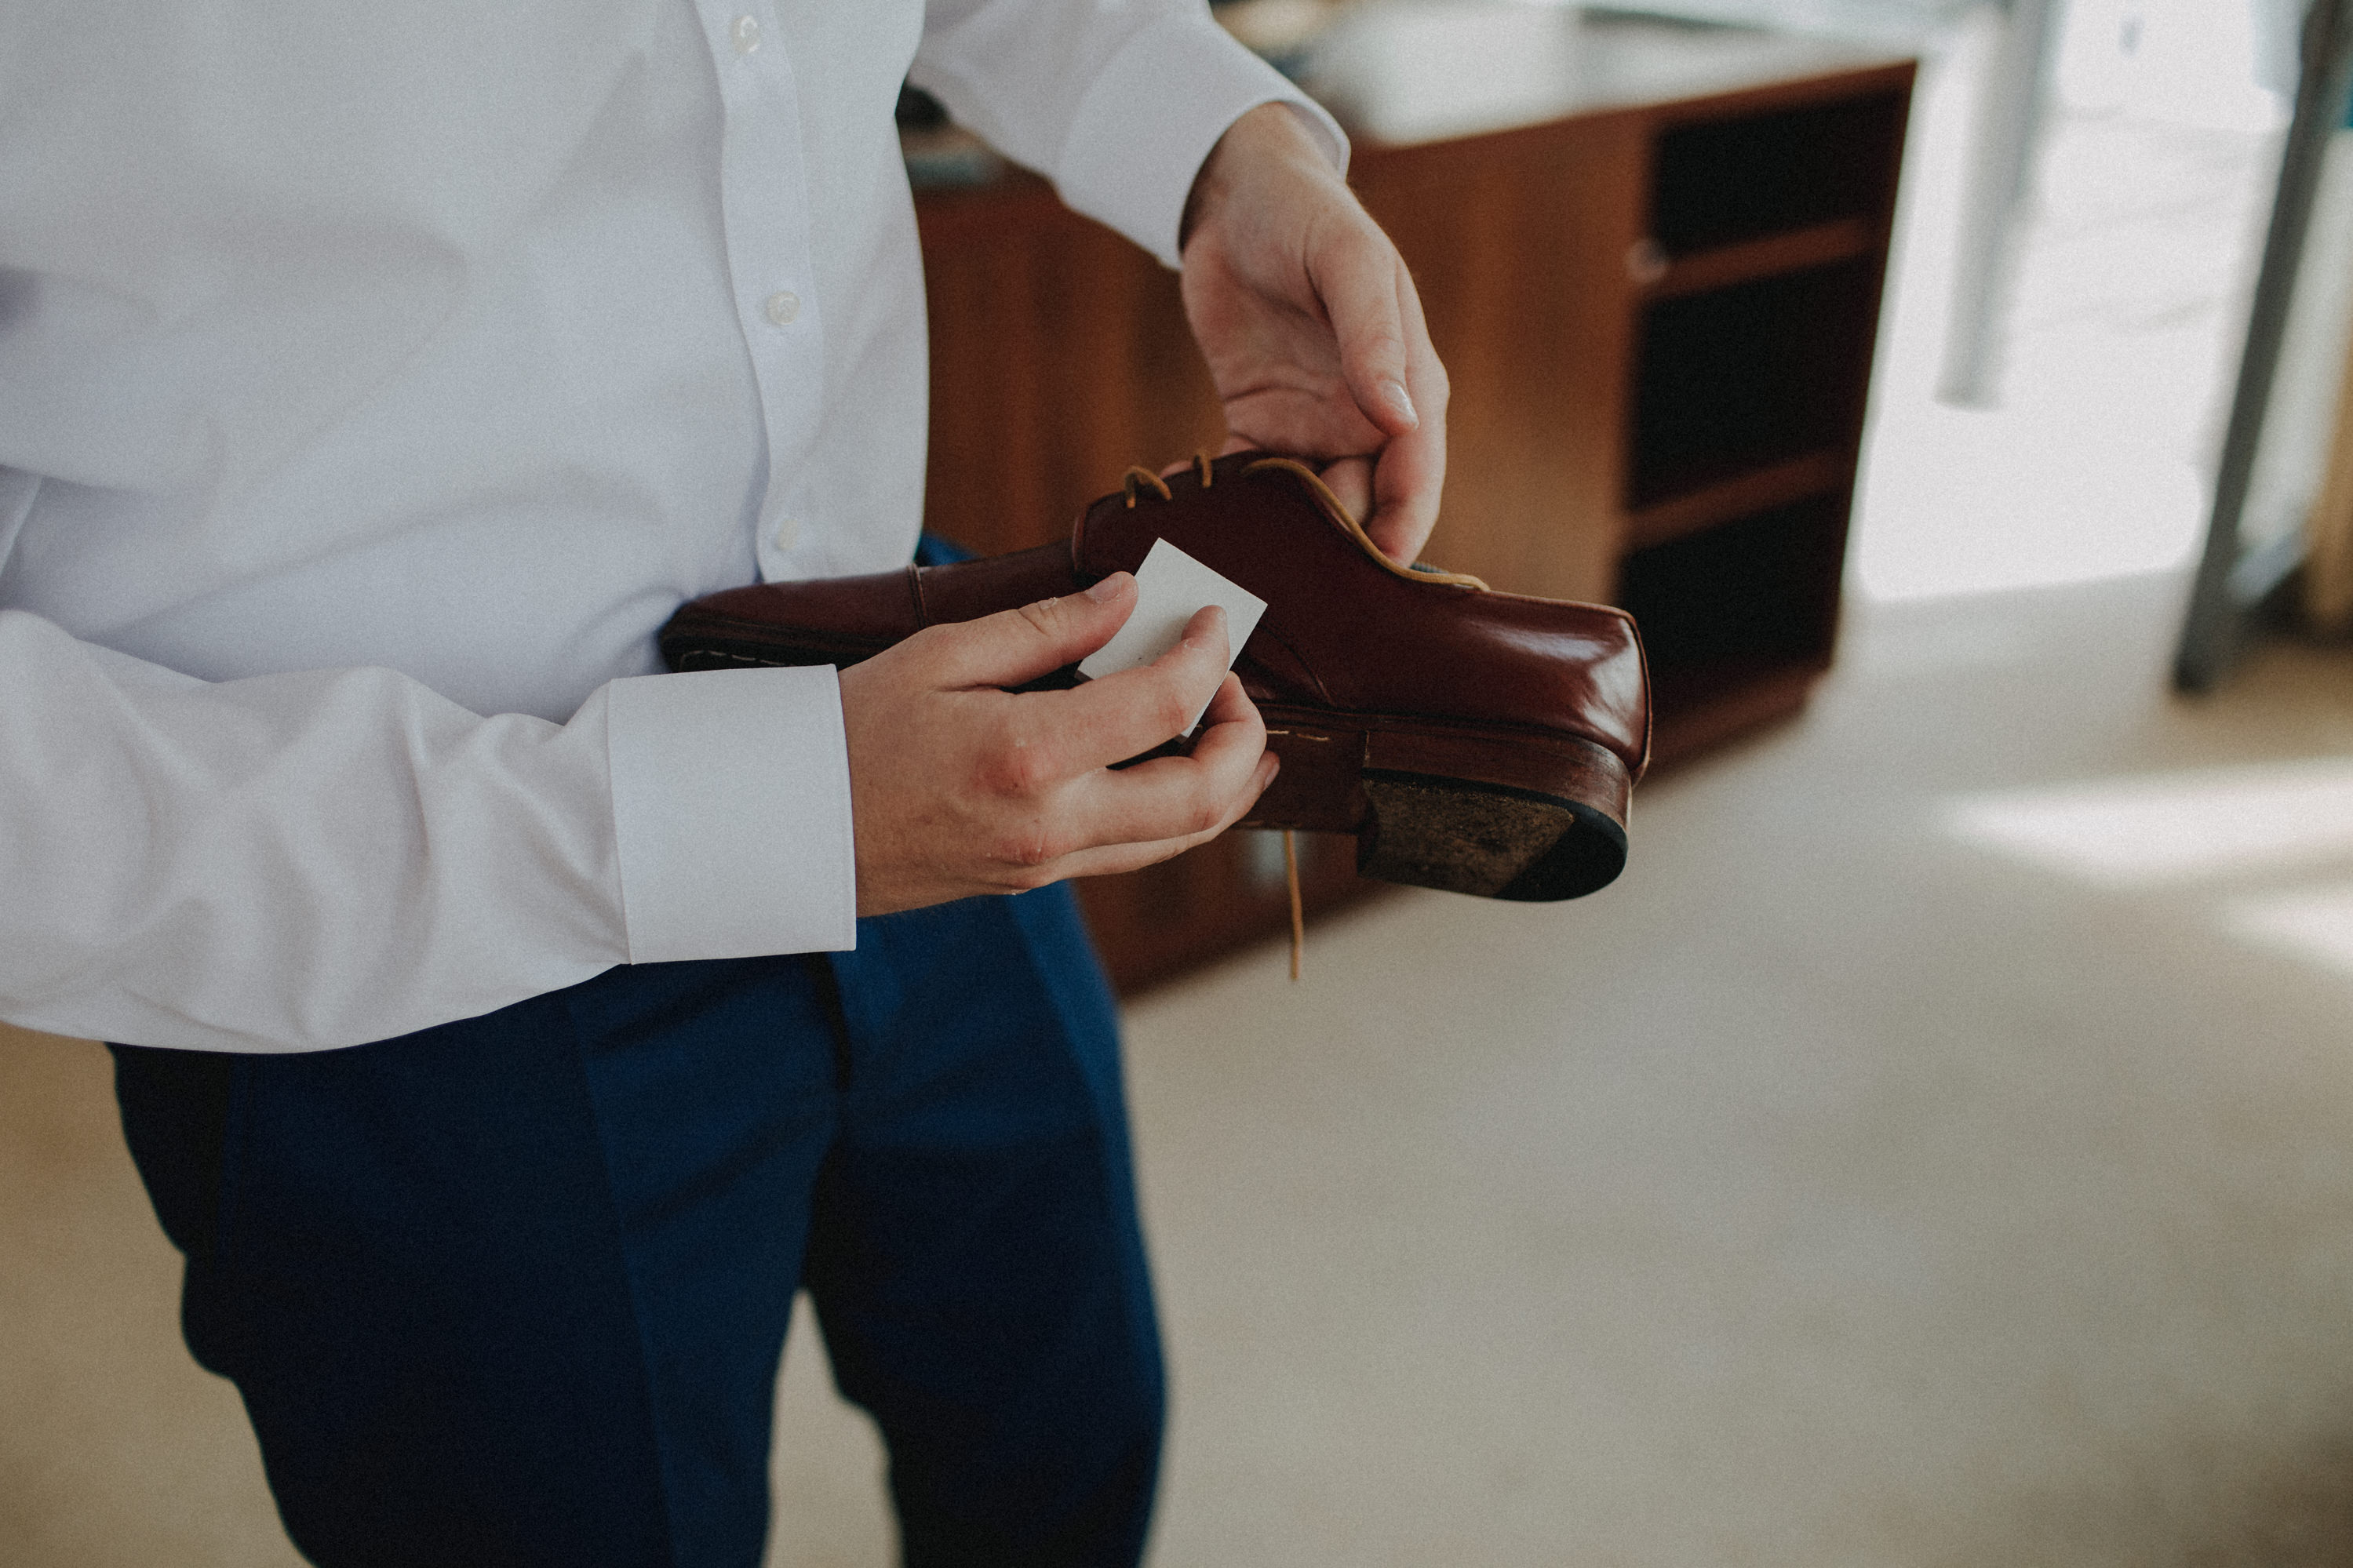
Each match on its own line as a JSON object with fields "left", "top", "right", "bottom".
{"left": 730, "top": 15, "right": 761, "bottom": 54}
{"left": 772, "top": 516, "right": 800, "bottom": 551}
{"left": 763, "top": 290, "right": 801, "bottom": 326}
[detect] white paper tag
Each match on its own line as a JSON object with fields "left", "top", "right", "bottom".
{"left": 1076, "top": 539, "right": 1266, "bottom": 735}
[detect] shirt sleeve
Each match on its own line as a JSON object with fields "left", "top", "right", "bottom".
{"left": 0, "top": 609, "right": 854, "bottom": 1054}
{"left": 909, "top": 0, "right": 1350, "bottom": 269}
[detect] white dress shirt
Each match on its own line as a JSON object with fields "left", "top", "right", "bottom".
{"left": 0, "top": 0, "right": 1342, "bottom": 1053}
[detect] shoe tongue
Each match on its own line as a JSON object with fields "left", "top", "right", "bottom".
{"left": 1073, "top": 458, "right": 1292, "bottom": 581}
{"left": 1074, "top": 468, "right": 1217, "bottom": 577}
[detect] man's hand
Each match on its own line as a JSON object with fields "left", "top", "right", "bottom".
{"left": 1180, "top": 103, "right": 1448, "bottom": 564}
{"left": 839, "top": 572, "right": 1276, "bottom": 915}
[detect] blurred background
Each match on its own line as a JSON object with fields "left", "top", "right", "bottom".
{"left": 12, "top": 1, "right": 2353, "bottom": 1563}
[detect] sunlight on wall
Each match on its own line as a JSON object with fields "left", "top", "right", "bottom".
{"left": 2056, "top": 0, "right": 2289, "bottom": 132}
{"left": 1855, "top": 405, "right": 2209, "bottom": 602}
{"left": 1849, "top": 0, "right": 2283, "bottom": 603}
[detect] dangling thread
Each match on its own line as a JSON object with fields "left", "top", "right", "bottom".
{"left": 1284, "top": 829, "right": 1302, "bottom": 982}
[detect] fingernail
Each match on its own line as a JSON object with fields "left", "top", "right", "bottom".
{"left": 1380, "top": 379, "right": 1419, "bottom": 428}
{"left": 1084, "top": 573, "right": 1126, "bottom": 602}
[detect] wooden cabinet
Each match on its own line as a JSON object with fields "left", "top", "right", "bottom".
{"left": 911, "top": 18, "right": 1914, "bottom": 990}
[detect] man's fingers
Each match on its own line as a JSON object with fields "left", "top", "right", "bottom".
{"left": 1304, "top": 222, "right": 1447, "bottom": 562}
{"left": 1317, "top": 227, "right": 1419, "bottom": 438}
{"left": 978, "top": 671, "right": 1266, "bottom": 887}
{"left": 933, "top": 604, "right": 1237, "bottom": 822}
{"left": 1362, "top": 271, "right": 1449, "bottom": 563}
{"left": 922, "top": 573, "right": 1136, "bottom": 690}
{"left": 1193, "top": 664, "right": 1262, "bottom": 736}
{"left": 1047, "top": 751, "right": 1280, "bottom": 883}
{"left": 1363, "top": 419, "right": 1444, "bottom": 564}
{"left": 1320, "top": 456, "right": 1373, "bottom": 522}
{"left": 1018, "top": 604, "right": 1237, "bottom": 775}
{"left": 1057, "top": 671, "right": 1266, "bottom": 843}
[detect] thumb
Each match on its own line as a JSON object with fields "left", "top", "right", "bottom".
{"left": 929, "top": 573, "right": 1136, "bottom": 689}
{"left": 1324, "top": 243, "right": 1419, "bottom": 438}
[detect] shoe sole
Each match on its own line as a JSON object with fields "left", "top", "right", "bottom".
{"left": 1247, "top": 709, "right": 1630, "bottom": 902}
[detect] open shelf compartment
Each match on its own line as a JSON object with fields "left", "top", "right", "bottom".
{"left": 1615, "top": 491, "right": 1851, "bottom": 761}
{"left": 1648, "top": 89, "right": 1910, "bottom": 256}
{"left": 1626, "top": 257, "right": 1879, "bottom": 510}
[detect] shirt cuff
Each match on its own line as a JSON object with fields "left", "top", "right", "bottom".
{"left": 1054, "top": 15, "right": 1350, "bottom": 271}
{"left": 604, "top": 667, "right": 856, "bottom": 962}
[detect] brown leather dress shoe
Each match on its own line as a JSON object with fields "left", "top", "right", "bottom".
{"left": 661, "top": 453, "right": 1650, "bottom": 900}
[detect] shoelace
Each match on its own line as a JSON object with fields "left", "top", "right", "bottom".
{"left": 1284, "top": 827, "right": 1302, "bottom": 983}
{"left": 1118, "top": 452, "right": 1489, "bottom": 981}
{"left": 1122, "top": 455, "right": 1302, "bottom": 977}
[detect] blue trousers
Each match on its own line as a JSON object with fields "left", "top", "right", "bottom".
{"left": 111, "top": 886, "right": 1164, "bottom": 1568}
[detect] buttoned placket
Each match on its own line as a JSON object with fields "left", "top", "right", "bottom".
{"left": 693, "top": 0, "right": 827, "bottom": 581}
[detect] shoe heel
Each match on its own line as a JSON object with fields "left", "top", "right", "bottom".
{"left": 1357, "top": 729, "right": 1630, "bottom": 901}
{"left": 1251, "top": 723, "right": 1368, "bottom": 833}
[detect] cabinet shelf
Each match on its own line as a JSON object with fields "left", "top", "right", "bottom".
{"left": 1645, "top": 216, "right": 1881, "bottom": 301}
{"left": 1646, "top": 655, "right": 1827, "bottom": 763}
{"left": 1627, "top": 256, "right": 1880, "bottom": 511}
{"left": 1614, "top": 491, "right": 1850, "bottom": 765}
{"left": 1650, "top": 89, "right": 1910, "bottom": 253}
{"left": 1624, "top": 448, "right": 1846, "bottom": 548}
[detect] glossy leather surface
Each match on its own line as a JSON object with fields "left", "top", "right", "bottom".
{"left": 1076, "top": 455, "right": 1648, "bottom": 775}
{"left": 662, "top": 453, "right": 1651, "bottom": 779}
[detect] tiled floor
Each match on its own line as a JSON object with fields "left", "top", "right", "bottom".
{"left": 11, "top": 13, "right": 2351, "bottom": 1568}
